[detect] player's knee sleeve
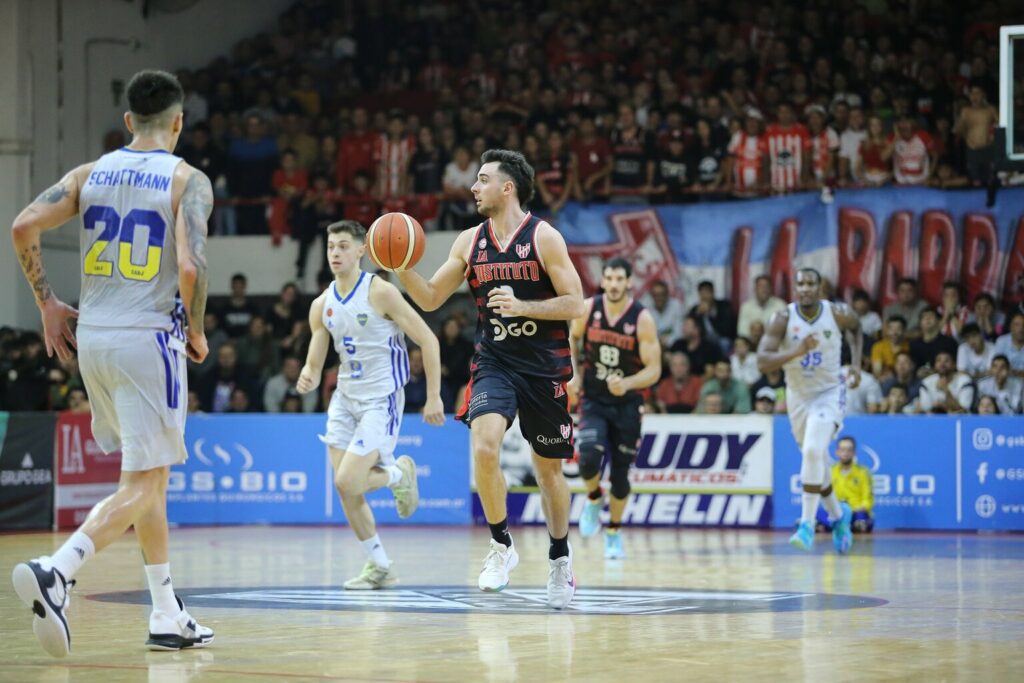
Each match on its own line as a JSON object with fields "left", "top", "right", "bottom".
{"left": 576, "top": 429, "right": 605, "bottom": 480}
{"left": 609, "top": 444, "right": 636, "bottom": 499}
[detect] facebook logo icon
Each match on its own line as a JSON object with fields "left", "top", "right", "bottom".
{"left": 977, "top": 462, "right": 988, "bottom": 485}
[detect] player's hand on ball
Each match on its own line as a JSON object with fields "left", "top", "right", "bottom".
{"left": 422, "top": 394, "right": 445, "bottom": 426}
{"left": 296, "top": 365, "right": 320, "bottom": 394}
{"left": 798, "top": 333, "right": 819, "bottom": 354}
{"left": 487, "top": 287, "right": 523, "bottom": 317}
{"left": 606, "top": 375, "right": 627, "bottom": 396}
{"left": 847, "top": 366, "right": 861, "bottom": 390}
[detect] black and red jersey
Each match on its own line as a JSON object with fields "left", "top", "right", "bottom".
{"left": 582, "top": 294, "right": 645, "bottom": 402}
{"left": 465, "top": 213, "right": 572, "bottom": 380}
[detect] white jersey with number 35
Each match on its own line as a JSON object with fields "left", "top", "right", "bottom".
{"left": 780, "top": 300, "right": 843, "bottom": 404}
{"left": 322, "top": 272, "right": 408, "bottom": 401}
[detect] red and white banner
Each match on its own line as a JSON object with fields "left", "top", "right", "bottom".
{"left": 54, "top": 412, "right": 121, "bottom": 530}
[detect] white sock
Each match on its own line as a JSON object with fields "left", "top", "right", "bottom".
{"left": 801, "top": 492, "right": 821, "bottom": 525}
{"left": 144, "top": 563, "right": 180, "bottom": 616}
{"left": 383, "top": 465, "right": 403, "bottom": 487}
{"left": 49, "top": 530, "right": 95, "bottom": 580}
{"left": 361, "top": 534, "right": 390, "bottom": 567}
{"left": 821, "top": 490, "right": 842, "bottom": 521}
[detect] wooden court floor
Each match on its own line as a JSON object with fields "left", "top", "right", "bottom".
{"left": 2, "top": 525, "right": 1022, "bottom": 682}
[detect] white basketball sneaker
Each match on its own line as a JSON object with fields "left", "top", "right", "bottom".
{"left": 547, "top": 543, "right": 576, "bottom": 610}
{"left": 12, "top": 557, "right": 75, "bottom": 658}
{"left": 478, "top": 539, "right": 519, "bottom": 592}
{"left": 147, "top": 596, "right": 214, "bottom": 651}
{"left": 392, "top": 455, "right": 420, "bottom": 518}
{"left": 344, "top": 561, "right": 399, "bottom": 590}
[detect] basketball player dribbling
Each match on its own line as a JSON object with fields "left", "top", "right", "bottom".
{"left": 397, "top": 149, "right": 585, "bottom": 609}
{"left": 11, "top": 70, "right": 213, "bottom": 655}
{"left": 756, "top": 268, "right": 863, "bottom": 553}
{"left": 296, "top": 220, "right": 445, "bottom": 590}
{"left": 568, "top": 257, "right": 662, "bottom": 559}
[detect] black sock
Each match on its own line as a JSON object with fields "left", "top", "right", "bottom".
{"left": 549, "top": 534, "right": 569, "bottom": 560}
{"left": 489, "top": 518, "right": 512, "bottom": 547}
{"left": 608, "top": 521, "right": 621, "bottom": 532}
{"left": 587, "top": 487, "right": 603, "bottom": 501}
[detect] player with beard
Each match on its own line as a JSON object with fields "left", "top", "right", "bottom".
{"left": 568, "top": 258, "right": 661, "bottom": 558}
{"left": 757, "top": 268, "right": 863, "bottom": 553}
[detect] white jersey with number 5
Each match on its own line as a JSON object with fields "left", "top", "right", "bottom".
{"left": 322, "top": 272, "right": 408, "bottom": 400}
{"left": 780, "top": 300, "right": 843, "bottom": 404}
{"left": 78, "top": 148, "right": 187, "bottom": 345}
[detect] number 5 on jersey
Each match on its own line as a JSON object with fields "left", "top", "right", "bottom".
{"left": 342, "top": 336, "right": 363, "bottom": 379}
{"left": 83, "top": 204, "right": 166, "bottom": 282}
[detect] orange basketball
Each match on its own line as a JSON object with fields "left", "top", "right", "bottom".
{"left": 366, "top": 212, "right": 426, "bottom": 272}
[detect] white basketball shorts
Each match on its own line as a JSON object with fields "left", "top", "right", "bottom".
{"left": 77, "top": 325, "right": 188, "bottom": 472}
{"left": 788, "top": 382, "right": 846, "bottom": 447}
{"left": 321, "top": 388, "right": 405, "bottom": 465}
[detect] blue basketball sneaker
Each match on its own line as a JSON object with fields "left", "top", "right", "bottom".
{"left": 579, "top": 499, "right": 602, "bottom": 538}
{"left": 789, "top": 521, "right": 815, "bottom": 550}
{"left": 832, "top": 502, "right": 853, "bottom": 554}
{"left": 604, "top": 530, "right": 624, "bottom": 559}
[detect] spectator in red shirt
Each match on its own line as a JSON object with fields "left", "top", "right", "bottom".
{"left": 270, "top": 149, "right": 309, "bottom": 245}
{"left": 762, "top": 102, "right": 810, "bottom": 194}
{"left": 857, "top": 114, "right": 893, "bottom": 186}
{"left": 890, "top": 114, "right": 937, "bottom": 185}
{"left": 655, "top": 352, "right": 703, "bottom": 414}
{"left": 336, "top": 106, "right": 376, "bottom": 191}
{"left": 374, "top": 110, "right": 416, "bottom": 199}
{"left": 724, "top": 109, "right": 766, "bottom": 197}
{"left": 572, "top": 113, "right": 613, "bottom": 202}
{"left": 805, "top": 104, "right": 840, "bottom": 187}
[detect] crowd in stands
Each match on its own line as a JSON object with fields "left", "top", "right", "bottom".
{"left": 113, "top": 0, "right": 1022, "bottom": 259}
{"left": 4, "top": 270, "right": 1024, "bottom": 418}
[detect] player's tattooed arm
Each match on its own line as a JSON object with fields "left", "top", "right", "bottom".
{"left": 12, "top": 167, "right": 87, "bottom": 305}
{"left": 176, "top": 169, "right": 213, "bottom": 331}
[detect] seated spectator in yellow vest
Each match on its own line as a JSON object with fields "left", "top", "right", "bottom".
{"left": 816, "top": 435, "right": 874, "bottom": 533}
{"left": 871, "top": 315, "right": 909, "bottom": 381}
{"left": 698, "top": 360, "right": 751, "bottom": 414}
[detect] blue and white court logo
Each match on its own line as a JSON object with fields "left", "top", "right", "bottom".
{"left": 93, "top": 586, "right": 885, "bottom": 615}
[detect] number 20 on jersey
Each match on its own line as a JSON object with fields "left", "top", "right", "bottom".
{"left": 83, "top": 204, "right": 165, "bottom": 282}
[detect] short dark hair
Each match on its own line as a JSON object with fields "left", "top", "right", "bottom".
{"left": 603, "top": 257, "right": 632, "bottom": 278}
{"left": 126, "top": 70, "right": 184, "bottom": 123}
{"left": 942, "top": 281, "right": 961, "bottom": 295}
{"left": 852, "top": 288, "right": 871, "bottom": 303}
{"left": 897, "top": 277, "right": 918, "bottom": 289}
{"left": 698, "top": 280, "right": 714, "bottom": 291}
{"left": 231, "top": 273, "right": 247, "bottom": 284}
{"left": 327, "top": 219, "right": 366, "bottom": 240}
{"left": 837, "top": 435, "right": 857, "bottom": 449}
{"left": 886, "top": 315, "right": 907, "bottom": 328}
{"left": 797, "top": 267, "right": 821, "bottom": 284}
{"left": 962, "top": 322, "right": 982, "bottom": 337}
{"left": 480, "top": 148, "right": 535, "bottom": 207}
{"left": 974, "top": 292, "right": 995, "bottom": 306}
{"left": 920, "top": 306, "right": 939, "bottom": 320}
{"left": 992, "top": 354, "right": 1010, "bottom": 367}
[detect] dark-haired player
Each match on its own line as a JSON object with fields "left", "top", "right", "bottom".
{"left": 11, "top": 70, "right": 213, "bottom": 655}
{"left": 568, "top": 258, "right": 661, "bottom": 559}
{"left": 756, "top": 268, "right": 863, "bottom": 554}
{"left": 397, "top": 149, "right": 584, "bottom": 609}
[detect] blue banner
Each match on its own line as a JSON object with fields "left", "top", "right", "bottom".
{"left": 772, "top": 415, "right": 1024, "bottom": 531}
{"left": 167, "top": 415, "right": 470, "bottom": 525}
{"left": 555, "top": 188, "right": 1024, "bottom": 312}
{"left": 959, "top": 417, "right": 1024, "bottom": 531}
